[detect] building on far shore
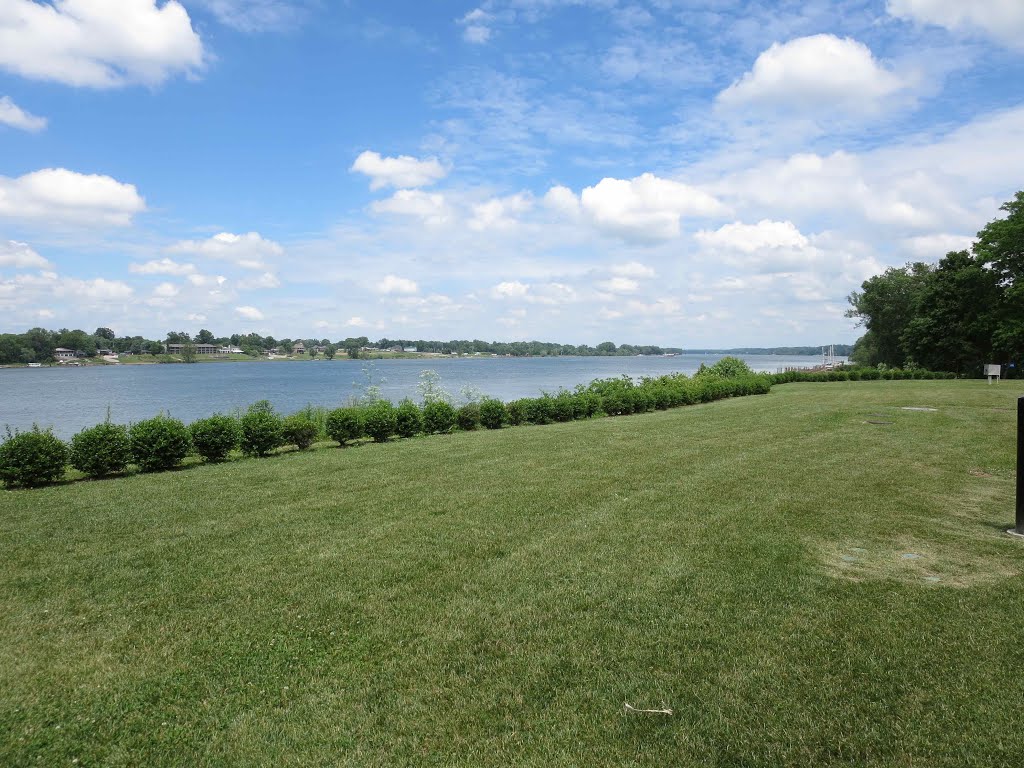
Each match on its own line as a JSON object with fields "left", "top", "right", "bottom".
{"left": 292, "top": 342, "right": 306, "bottom": 354}
{"left": 54, "top": 348, "right": 80, "bottom": 360}
{"left": 164, "top": 343, "right": 220, "bottom": 355}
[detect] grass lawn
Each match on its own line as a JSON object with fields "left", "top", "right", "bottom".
{"left": 2, "top": 381, "right": 1023, "bottom": 766}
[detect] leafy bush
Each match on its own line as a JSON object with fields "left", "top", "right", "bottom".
{"left": 363, "top": 400, "right": 397, "bottom": 442}
{"left": 239, "top": 401, "right": 283, "bottom": 457}
{"left": 69, "top": 422, "right": 131, "bottom": 478}
{"left": 130, "top": 415, "right": 191, "bottom": 472}
{"left": 699, "top": 356, "right": 755, "bottom": 380}
{"left": 282, "top": 414, "right": 318, "bottom": 450}
{"left": 456, "top": 402, "right": 480, "bottom": 431}
{"left": 0, "top": 426, "right": 68, "bottom": 488}
{"left": 189, "top": 414, "right": 239, "bottom": 462}
{"left": 395, "top": 399, "right": 423, "bottom": 438}
{"left": 325, "top": 407, "right": 363, "bottom": 446}
{"left": 423, "top": 401, "right": 456, "bottom": 434}
{"left": 478, "top": 398, "right": 506, "bottom": 429}
{"left": 505, "top": 399, "right": 527, "bottom": 426}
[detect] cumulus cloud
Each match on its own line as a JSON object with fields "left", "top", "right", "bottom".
{"left": 717, "top": 35, "right": 907, "bottom": 115}
{"left": 351, "top": 150, "right": 447, "bottom": 190}
{"left": 0, "top": 0, "right": 204, "bottom": 88}
{"left": 468, "top": 193, "right": 532, "bottom": 231}
{"left": 491, "top": 280, "right": 529, "bottom": 299}
{"left": 376, "top": 274, "right": 419, "bottom": 295}
{"left": 370, "top": 189, "right": 449, "bottom": 224}
{"left": 0, "top": 96, "right": 47, "bottom": 132}
{"left": 0, "top": 240, "right": 50, "bottom": 269}
{"left": 610, "top": 261, "right": 655, "bottom": 278}
{"left": 129, "top": 257, "right": 196, "bottom": 275}
{"left": 578, "top": 173, "right": 727, "bottom": 242}
{"left": 596, "top": 276, "right": 640, "bottom": 294}
{"left": 696, "top": 220, "right": 809, "bottom": 253}
{"left": 888, "top": 0, "right": 1024, "bottom": 50}
{"left": 168, "top": 232, "right": 283, "bottom": 270}
{"left": 543, "top": 185, "right": 580, "bottom": 216}
{"left": 0, "top": 168, "right": 145, "bottom": 226}
{"left": 235, "top": 305, "right": 264, "bottom": 320}
{"left": 458, "top": 8, "right": 492, "bottom": 44}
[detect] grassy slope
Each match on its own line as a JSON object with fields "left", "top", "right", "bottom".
{"left": 2, "top": 381, "right": 1023, "bottom": 767}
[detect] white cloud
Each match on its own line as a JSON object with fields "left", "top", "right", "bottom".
{"left": 0, "top": 168, "right": 145, "bottom": 226}
{"left": 458, "top": 8, "right": 492, "bottom": 44}
{"left": 468, "top": 193, "right": 532, "bottom": 231}
{"left": 717, "top": 35, "right": 906, "bottom": 115}
{"left": 543, "top": 185, "right": 580, "bottom": 216}
{"left": 235, "top": 305, "right": 264, "bottom": 320}
{"left": 199, "top": 0, "right": 310, "bottom": 33}
{"left": 129, "top": 257, "right": 196, "bottom": 275}
{"left": 187, "top": 273, "right": 227, "bottom": 287}
{"left": 0, "top": 0, "right": 204, "bottom": 88}
{"left": 610, "top": 261, "right": 655, "bottom": 278}
{"left": 0, "top": 240, "right": 50, "bottom": 269}
{"left": 376, "top": 274, "right": 419, "bottom": 295}
{"left": 579, "top": 173, "right": 727, "bottom": 242}
{"left": 153, "top": 281, "right": 179, "bottom": 298}
{"left": 351, "top": 150, "right": 447, "bottom": 190}
{"left": 596, "top": 276, "right": 640, "bottom": 294}
{"left": 491, "top": 280, "right": 529, "bottom": 299}
{"left": 901, "top": 232, "right": 975, "bottom": 259}
{"left": 168, "top": 232, "right": 283, "bottom": 270}
{"left": 888, "top": 0, "right": 1024, "bottom": 50}
{"left": 370, "top": 189, "right": 449, "bottom": 224}
{"left": 0, "top": 96, "right": 47, "bottom": 132}
{"left": 696, "top": 220, "right": 809, "bottom": 253}
{"left": 238, "top": 271, "right": 281, "bottom": 289}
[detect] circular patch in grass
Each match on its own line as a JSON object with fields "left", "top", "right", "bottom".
{"left": 901, "top": 407, "right": 938, "bottom": 412}
{"left": 865, "top": 420, "right": 894, "bottom": 425}
{"left": 901, "top": 553, "right": 921, "bottom": 560}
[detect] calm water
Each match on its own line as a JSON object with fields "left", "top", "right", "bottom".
{"left": 0, "top": 354, "right": 841, "bottom": 438}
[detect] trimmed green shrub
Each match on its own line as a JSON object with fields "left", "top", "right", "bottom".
{"left": 130, "top": 415, "right": 191, "bottom": 472}
{"left": 239, "top": 401, "right": 283, "bottom": 457}
{"left": 456, "top": 402, "right": 480, "bottom": 431}
{"left": 189, "top": 414, "right": 239, "bottom": 462}
{"left": 363, "top": 400, "right": 397, "bottom": 442}
{"left": 282, "top": 414, "right": 318, "bottom": 450}
{"left": 0, "top": 426, "right": 68, "bottom": 488}
{"left": 423, "top": 401, "right": 456, "bottom": 434}
{"left": 70, "top": 422, "right": 131, "bottom": 478}
{"left": 395, "top": 399, "right": 423, "bottom": 438}
{"left": 505, "top": 399, "right": 527, "bottom": 426}
{"left": 479, "top": 398, "right": 506, "bottom": 429}
{"left": 325, "top": 407, "right": 363, "bottom": 446}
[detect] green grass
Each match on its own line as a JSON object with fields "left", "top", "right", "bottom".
{"left": 2, "top": 381, "right": 1024, "bottom": 766}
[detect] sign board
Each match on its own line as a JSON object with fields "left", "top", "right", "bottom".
{"left": 985, "top": 364, "right": 1002, "bottom": 377}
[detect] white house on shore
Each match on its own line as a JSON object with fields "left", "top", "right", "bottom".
{"left": 53, "top": 348, "right": 80, "bottom": 360}
{"left": 164, "top": 343, "right": 220, "bottom": 355}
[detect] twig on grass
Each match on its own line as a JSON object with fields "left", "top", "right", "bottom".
{"left": 624, "top": 703, "right": 673, "bottom": 715}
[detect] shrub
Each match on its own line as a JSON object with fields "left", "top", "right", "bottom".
{"left": 456, "top": 402, "right": 480, "bottom": 431}
{"left": 239, "top": 401, "right": 283, "bottom": 457}
{"left": 282, "top": 414, "right": 318, "bottom": 450}
{"left": 70, "top": 422, "right": 131, "bottom": 478}
{"left": 130, "top": 415, "right": 191, "bottom": 472}
{"left": 325, "top": 407, "right": 363, "bottom": 446}
{"left": 189, "top": 415, "right": 239, "bottom": 462}
{"left": 0, "top": 426, "right": 68, "bottom": 488}
{"left": 479, "top": 398, "right": 506, "bottom": 429}
{"left": 363, "top": 400, "right": 397, "bottom": 442}
{"left": 423, "top": 401, "right": 456, "bottom": 434}
{"left": 700, "top": 356, "right": 754, "bottom": 379}
{"left": 505, "top": 399, "right": 527, "bottom": 426}
{"left": 395, "top": 400, "right": 423, "bottom": 438}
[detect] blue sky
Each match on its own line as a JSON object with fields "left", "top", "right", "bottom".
{"left": 1, "top": 0, "right": 1023, "bottom": 347}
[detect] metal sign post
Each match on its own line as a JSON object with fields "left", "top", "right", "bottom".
{"left": 1017, "top": 395, "right": 1024, "bottom": 535}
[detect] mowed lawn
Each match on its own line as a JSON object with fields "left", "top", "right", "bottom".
{"left": 3, "top": 381, "right": 1024, "bottom": 767}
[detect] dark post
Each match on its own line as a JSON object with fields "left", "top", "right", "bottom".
{"left": 1018, "top": 396, "right": 1024, "bottom": 535}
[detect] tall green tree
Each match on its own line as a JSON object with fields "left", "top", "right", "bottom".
{"left": 901, "top": 251, "right": 999, "bottom": 374}
{"left": 846, "top": 263, "right": 932, "bottom": 367}
{"left": 974, "top": 191, "right": 1024, "bottom": 363}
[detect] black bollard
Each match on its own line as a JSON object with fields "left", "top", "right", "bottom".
{"left": 1018, "top": 396, "right": 1024, "bottom": 535}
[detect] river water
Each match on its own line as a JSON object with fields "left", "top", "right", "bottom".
{"left": 0, "top": 354, "right": 840, "bottom": 438}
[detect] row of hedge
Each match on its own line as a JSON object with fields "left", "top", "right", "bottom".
{"left": 0, "top": 372, "right": 772, "bottom": 489}
{"left": 768, "top": 366, "right": 956, "bottom": 384}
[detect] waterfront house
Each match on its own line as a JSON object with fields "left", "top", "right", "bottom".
{"left": 292, "top": 342, "right": 306, "bottom": 354}
{"left": 54, "top": 348, "right": 79, "bottom": 360}
{"left": 164, "top": 343, "right": 220, "bottom": 355}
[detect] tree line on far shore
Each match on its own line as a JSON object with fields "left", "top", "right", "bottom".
{"left": 847, "top": 191, "right": 1024, "bottom": 376}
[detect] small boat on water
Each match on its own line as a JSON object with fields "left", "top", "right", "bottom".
{"left": 27, "top": 363, "right": 42, "bottom": 368}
